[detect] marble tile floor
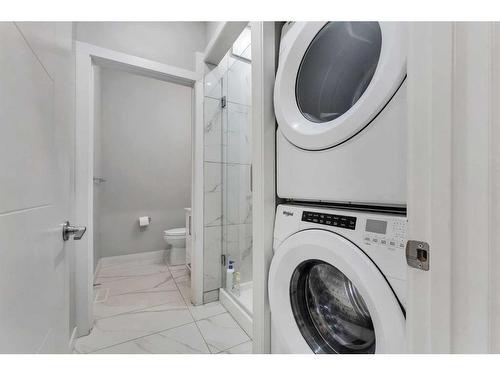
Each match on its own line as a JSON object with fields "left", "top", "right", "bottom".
{"left": 75, "top": 254, "right": 252, "bottom": 354}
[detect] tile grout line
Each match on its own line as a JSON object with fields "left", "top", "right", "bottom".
{"left": 215, "top": 339, "right": 253, "bottom": 354}
{"left": 93, "top": 262, "right": 179, "bottom": 321}
{"left": 88, "top": 320, "right": 199, "bottom": 354}
{"left": 81, "top": 311, "right": 197, "bottom": 353}
{"left": 167, "top": 265, "right": 252, "bottom": 353}
{"left": 193, "top": 319, "right": 214, "bottom": 354}
{"left": 193, "top": 311, "right": 250, "bottom": 354}
{"left": 92, "top": 281, "right": 181, "bottom": 320}
{"left": 170, "top": 268, "right": 212, "bottom": 354}
{"left": 85, "top": 268, "right": 193, "bottom": 353}
{"left": 167, "top": 265, "right": 234, "bottom": 355}
{"left": 83, "top": 260, "right": 249, "bottom": 354}
{"left": 92, "top": 297, "right": 186, "bottom": 322}
{"left": 81, "top": 261, "right": 191, "bottom": 352}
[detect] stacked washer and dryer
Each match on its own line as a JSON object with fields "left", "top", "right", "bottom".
{"left": 269, "top": 22, "right": 408, "bottom": 354}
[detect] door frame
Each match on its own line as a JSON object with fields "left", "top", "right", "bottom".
{"left": 74, "top": 42, "right": 203, "bottom": 336}
{"left": 251, "top": 21, "right": 278, "bottom": 353}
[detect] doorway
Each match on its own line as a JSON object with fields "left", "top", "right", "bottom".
{"left": 74, "top": 43, "right": 200, "bottom": 338}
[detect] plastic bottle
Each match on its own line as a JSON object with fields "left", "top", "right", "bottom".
{"left": 226, "top": 261, "right": 234, "bottom": 290}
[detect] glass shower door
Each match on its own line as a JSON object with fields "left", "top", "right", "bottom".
{"left": 221, "top": 27, "right": 253, "bottom": 315}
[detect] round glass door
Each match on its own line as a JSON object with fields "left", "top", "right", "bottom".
{"left": 295, "top": 22, "right": 382, "bottom": 124}
{"left": 290, "top": 260, "right": 376, "bottom": 354}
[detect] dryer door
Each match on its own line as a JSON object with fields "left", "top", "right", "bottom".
{"left": 268, "top": 229, "right": 405, "bottom": 353}
{"left": 274, "top": 22, "right": 406, "bottom": 150}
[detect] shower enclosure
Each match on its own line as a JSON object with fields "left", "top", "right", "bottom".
{"left": 203, "top": 26, "right": 253, "bottom": 329}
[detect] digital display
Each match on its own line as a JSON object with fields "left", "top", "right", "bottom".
{"left": 366, "top": 219, "right": 387, "bottom": 234}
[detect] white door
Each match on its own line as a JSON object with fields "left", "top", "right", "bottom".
{"left": 0, "top": 22, "right": 75, "bottom": 353}
{"left": 406, "top": 22, "right": 500, "bottom": 354}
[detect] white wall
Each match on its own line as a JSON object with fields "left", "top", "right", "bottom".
{"left": 76, "top": 22, "right": 207, "bottom": 71}
{"left": 94, "top": 67, "right": 192, "bottom": 260}
{"left": 205, "top": 22, "right": 223, "bottom": 46}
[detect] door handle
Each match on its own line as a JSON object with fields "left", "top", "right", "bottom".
{"left": 62, "top": 221, "right": 87, "bottom": 241}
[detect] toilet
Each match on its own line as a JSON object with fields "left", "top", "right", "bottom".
{"left": 163, "top": 227, "right": 186, "bottom": 266}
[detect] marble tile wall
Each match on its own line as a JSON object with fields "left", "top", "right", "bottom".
{"left": 204, "top": 96, "right": 223, "bottom": 163}
{"left": 203, "top": 63, "right": 224, "bottom": 299}
{"left": 227, "top": 56, "right": 252, "bottom": 107}
{"left": 225, "top": 102, "right": 252, "bottom": 165}
{"left": 222, "top": 36, "right": 253, "bottom": 285}
{"left": 223, "top": 223, "right": 253, "bottom": 283}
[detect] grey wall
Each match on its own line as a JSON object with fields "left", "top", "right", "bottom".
{"left": 94, "top": 67, "right": 192, "bottom": 259}
{"left": 76, "top": 22, "right": 207, "bottom": 71}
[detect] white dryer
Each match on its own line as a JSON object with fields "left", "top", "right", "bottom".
{"left": 275, "top": 22, "right": 407, "bottom": 207}
{"left": 269, "top": 204, "right": 407, "bottom": 354}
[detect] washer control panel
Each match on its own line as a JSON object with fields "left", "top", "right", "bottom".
{"left": 302, "top": 211, "right": 357, "bottom": 230}
{"left": 363, "top": 217, "right": 407, "bottom": 250}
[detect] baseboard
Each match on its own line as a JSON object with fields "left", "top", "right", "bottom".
{"left": 98, "top": 250, "right": 166, "bottom": 268}
{"left": 203, "top": 289, "right": 219, "bottom": 304}
{"left": 219, "top": 288, "right": 253, "bottom": 339}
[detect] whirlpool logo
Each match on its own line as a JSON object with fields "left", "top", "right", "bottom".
{"left": 283, "top": 211, "right": 294, "bottom": 217}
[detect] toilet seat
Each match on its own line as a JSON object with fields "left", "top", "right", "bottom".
{"left": 163, "top": 227, "right": 186, "bottom": 237}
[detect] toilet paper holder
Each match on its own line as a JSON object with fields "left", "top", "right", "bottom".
{"left": 139, "top": 216, "right": 152, "bottom": 227}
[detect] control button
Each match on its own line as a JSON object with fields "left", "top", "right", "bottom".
{"left": 380, "top": 239, "right": 387, "bottom": 245}
{"left": 372, "top": 238, "right": 378, "bottom": 244}
{"left": 301, "top": 211, "right": 356, "bottom": 230}
{"left": 389, "top": 240, "right": 396, "bottom": 247}
{"left": 364, "top": 236, "right": 371, "bottom": 243}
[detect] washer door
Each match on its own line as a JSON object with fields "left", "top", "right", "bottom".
{"left": 268, "top": 230, "right": 405, "bottom": 354}
{"left": 274, "top": 22, "right": 406, "bottom": 150}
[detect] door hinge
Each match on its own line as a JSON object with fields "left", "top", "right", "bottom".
{"left": 220, "top": 96, "right": 226, "bottom": 109}
{"left": 406, "top": 240, "right": 430, "bottom": 271}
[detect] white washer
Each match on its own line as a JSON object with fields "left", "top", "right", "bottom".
{"left": 269, "top": 204, "right": 407, "bottom": 354}
{"left": 274, "top": 22, "right": 407, "bottom": 207}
